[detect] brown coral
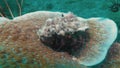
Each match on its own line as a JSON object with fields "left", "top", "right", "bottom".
{"left": 0, "top": 16, "right": 86, "bottom": 68}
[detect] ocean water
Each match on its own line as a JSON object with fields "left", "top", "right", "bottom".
{"left": 0, "top": 0, "right": 120, "bottom": 68}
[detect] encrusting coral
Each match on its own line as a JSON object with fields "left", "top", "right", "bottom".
{"left": 37, "top": 11, "right": 117, "bottom": 66}
{"left": 0, "top": 11, "right": 118, "bottom": 68}
{"left": 0, "top": 11, "right": 87, "bottom": 68}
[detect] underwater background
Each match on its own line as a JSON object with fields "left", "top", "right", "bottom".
{"left": 0, "top": 0, "right": 120, "bottom": 68}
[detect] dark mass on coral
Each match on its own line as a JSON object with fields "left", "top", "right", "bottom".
{"left": 40, "top": 30, "right": 90, "bottom": 57}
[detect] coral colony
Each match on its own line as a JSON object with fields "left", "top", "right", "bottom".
{"left": 0, "top": 11, "right": 118, "bottom": 67}
{"left": 36, "top": 11, "right": 117, "bottom": 66}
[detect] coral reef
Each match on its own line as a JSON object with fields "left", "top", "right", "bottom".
{"left": 0, "top": 11, "right": 118, "bottom": 67}
{"left": 36, "top": 11, "right": 117, "bottom": 66}
{"left": 0, "top": 0, "right": 119, "bottom": 67}
{"left": 0, "top": 11, "right": 88, "bottom": 68}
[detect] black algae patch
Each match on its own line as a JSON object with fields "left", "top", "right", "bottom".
{"left": 40, "top": 30, "right": 90, "bottom": 57}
